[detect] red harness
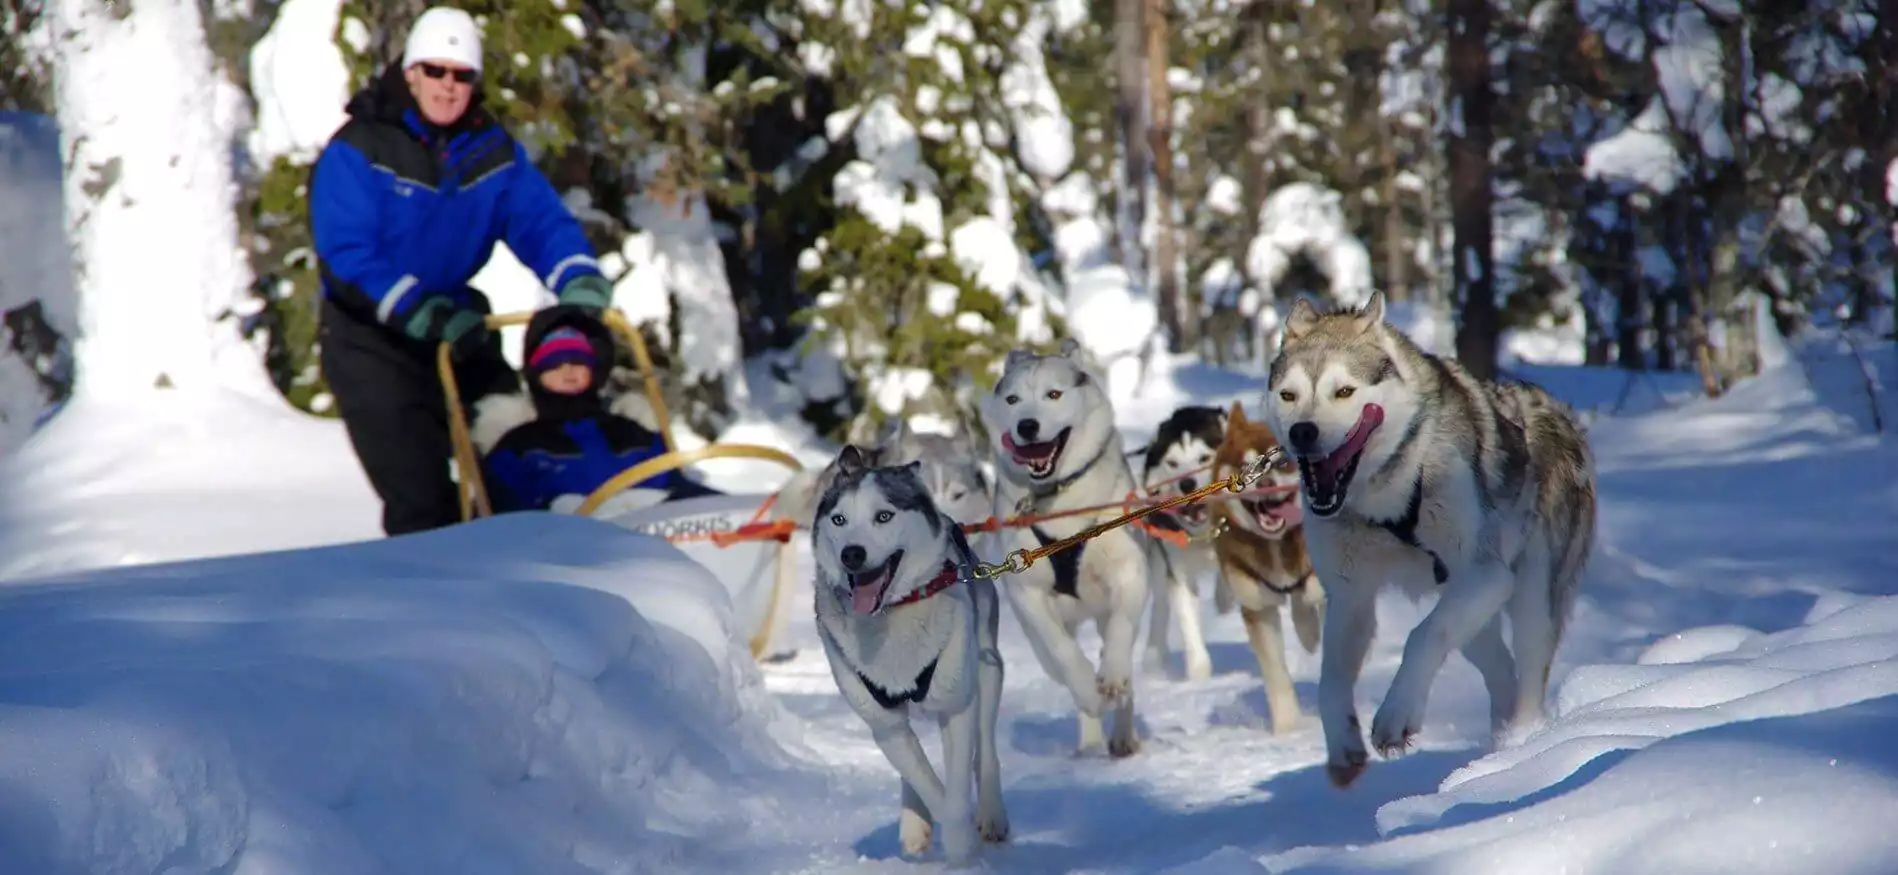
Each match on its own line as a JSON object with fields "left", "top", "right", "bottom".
{"left": 883, "top": 562, "right": 964, "bottom": 609}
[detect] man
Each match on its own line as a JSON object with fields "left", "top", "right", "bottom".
{"left": 309, "top": 5, "right": 615, "bottom": 536}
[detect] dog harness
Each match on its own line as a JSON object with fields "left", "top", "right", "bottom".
{"left": 860, "top": 660, "right": 939, "bottom": 710}
{"left": 1029, "top": 525, "right": 1083, "bottom": 598}
{"left": 1373, "top": 475, "right": 1448, "bottom": 584}
{"left": 855, "top": 561, "right": 962, "bottom": 709}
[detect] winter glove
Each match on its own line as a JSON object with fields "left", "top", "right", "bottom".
{"left": 556, "top": 274, "right": 613, "bottom": 314}
{"left": 402, "top": 295, "right": 490, "bottom": 360}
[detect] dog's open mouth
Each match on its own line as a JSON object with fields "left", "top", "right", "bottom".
{"left": 1003, "top": 428, "right": 1072, "bottom": 480}
{"left": 847, "top": 549, "right": 904, "bottom": 615}
{"left": 1244, "top": 488, "right": 1303, "bottom": 537}
{"left": 1297, "top": 404, "right": 1385, "bottom": 517}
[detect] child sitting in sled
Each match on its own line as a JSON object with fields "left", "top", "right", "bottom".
{"left": 474, "top": 304, "right": 718, "bottom": 514}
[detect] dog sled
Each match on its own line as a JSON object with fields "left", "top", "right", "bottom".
{"left": 437, "top": 308, "right": 805, "bottom": 662}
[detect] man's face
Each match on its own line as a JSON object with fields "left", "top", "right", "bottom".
{"left": 404, "top": 61, "right": 477, "bottom": 126}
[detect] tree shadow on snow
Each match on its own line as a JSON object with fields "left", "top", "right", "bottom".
{"left": 848, "top": 751, "right": 1470, "bottom": 871}
{"left": 1004, "top": 712, "right": 1158, "bottom": 759}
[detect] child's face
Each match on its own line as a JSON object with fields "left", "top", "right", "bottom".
{"left": 537, "top": 362, "right": 592, "bottom": 395}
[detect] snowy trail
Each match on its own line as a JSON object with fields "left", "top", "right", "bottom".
{"left": 741, "top": 361, "right": 1898, "bottom": 873}
{"left": 0, "top": 356, "right": 1893, "bottom": 873}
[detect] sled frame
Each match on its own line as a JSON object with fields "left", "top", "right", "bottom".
{"left": 437, "top": 308, "right": 805, "bottom": 660}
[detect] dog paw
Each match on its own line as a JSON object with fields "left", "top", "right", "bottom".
{"left": 1108, "top": 734, "right": 1142, "bottom": 759}
{"left": 1326, "top": 746, "right": 1369, "bottom": 788}
{"left": 1370, "top": 702, "right": 1421, "bottom": 758}
{"left": 977, "top": 809, "right": 1011, "bottom": 844}
{"left": 899, "top": 812, "right": 933, "bottom": 856}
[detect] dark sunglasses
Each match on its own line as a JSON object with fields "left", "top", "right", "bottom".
{"left": 418, "top": 62, "right": 477, "bottom": 84}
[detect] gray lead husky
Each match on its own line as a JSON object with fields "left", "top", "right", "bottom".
{"left": 812, "top": 446, "right": 1010, "bottom": 864}
{"left": 1262, "top": 291, "right": 1597, "bottom": 788}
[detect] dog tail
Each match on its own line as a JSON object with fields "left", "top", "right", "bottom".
{"left": 1290, "top": 582, "right": 1322, "bottom": 654}
{"left": 1526, "top": 388, "right": 1598, "bottom": 648}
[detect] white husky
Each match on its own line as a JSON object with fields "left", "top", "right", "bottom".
{"left": 980, "top": 341, "right": 1151, "bottom": 758}
{"left": 1262, "top": 291, "right": 1598, "bottom": 787}
{"left": 811, "top": 445, "right": 1010, "bottom": 864}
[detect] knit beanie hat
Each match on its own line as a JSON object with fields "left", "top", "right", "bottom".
{"left": 528, "top": 327, "right": 596, "bottom": 372}
{"left": 403, "top": 7, "right": 484, "bottom": 74}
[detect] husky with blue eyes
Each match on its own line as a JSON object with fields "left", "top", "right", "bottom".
{"left": 811, "top": 445, "right": 1009, "bottom": 865}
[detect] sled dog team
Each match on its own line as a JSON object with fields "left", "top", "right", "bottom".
{"left": 807, "top": 292, "right": 1599, "bottom": 865}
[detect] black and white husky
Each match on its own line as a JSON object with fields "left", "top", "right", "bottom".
{"left": 980, "top": 340, "right": 1151, "bottom": 757}
{"left": 811, "top": 445, "right": 1010, "bottom": 864}
{"left": 1138, "top": 405, "right": 1229, "bottom": 681}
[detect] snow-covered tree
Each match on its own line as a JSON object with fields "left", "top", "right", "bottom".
{"left": 50, "top": 0, "right": 279, "bottom": 404}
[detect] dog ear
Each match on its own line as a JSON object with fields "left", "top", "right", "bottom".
{"left": 1057, "top": 337, "right": 1084, "bottom": 358}
{"left": 1004, "top": 347, "right": 1038, "bottom": 370}
{"left": 1352, "top": 290, "right": 1387, "bottom": 335}
{"left": 1228, "top": 399, "right": 1248, "bottom": 426}
{"left": 837, "top": 444, "right": 870, "bottom": 475}
{"left": 1284, "top": 296, "right": 1322, "bottom": 341}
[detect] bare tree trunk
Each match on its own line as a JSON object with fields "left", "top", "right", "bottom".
{"left": 1858, "top": 0, "right": 1898, "bottom": 334}
{"left": 1682, "top": 9, "right": 1749, "bottom": 396}
{"left": 1447, "top": 0, "right": 1497, "bottom": 379}
{"left": 1615, "top": 197, "right": 1645, "bottom": 371}
{"left": 1379, "top": 102, "right": 1410, "bottom": 303}
{"left": 1145, "top": 0, "right": 1185, "bottom": 350}
{"left": 1115, "top": 0, "right": 1148, "bottom": 290}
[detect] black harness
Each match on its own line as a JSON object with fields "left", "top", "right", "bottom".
{"left": 1373, "top": 476, "right": 1449, "bottom": 584}
{"left": 858, "top": 659, "right": 940, "bottom": 710}
{"left": 1029, "top": 525, "right": 1084, "bottom": 598}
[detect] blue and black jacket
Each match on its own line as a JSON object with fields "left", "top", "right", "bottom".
{"left": 483, "top": 307, "right": 717, "bottom": 513}
{"left": 308, "top": 65, "right": 602, "bottom": 327}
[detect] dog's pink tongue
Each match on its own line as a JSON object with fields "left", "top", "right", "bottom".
{"left": 851, "top": 581, "right": 882, "bottom": 614}
{"left": 1316, "top": 403, "right": 1386, "bottom": 480}
{"left": 1003, "top": 433, "right": 1052, "bottom": 460}
{"left": 1268, "top": 499, "right": 1304, "bottom": 527}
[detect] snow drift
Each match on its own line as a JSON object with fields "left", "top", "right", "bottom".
{"left": 0, "top": 513, "right": 807, "bottom": 873}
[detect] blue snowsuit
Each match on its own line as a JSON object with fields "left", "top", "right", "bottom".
{"left": 307, "top": 64, "right": 607, "bottom": 536}
{"left": 482, "top": 307, "right": 719, "bottom": 513}
{"left": 309, "top": 65, "right": 603, "bottom": 325}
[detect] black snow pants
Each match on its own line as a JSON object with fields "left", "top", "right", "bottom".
{"left": 319, "top": 293, "right": 520, "bottom": 537}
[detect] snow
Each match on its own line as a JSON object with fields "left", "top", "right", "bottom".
{"left": 0, "top": 111, "right": 76, "bottom": 455}
{"left": 997, "top": 2, "right": 1074, "bottom": 182}
{"left": 1245, "top": 182, "right": 1375, "bottom": 308}
{"left": 831, "top": 98, "right": 945, "bottom": 242}
{"left": 246, "top": 0, "right": 350, "bottom": 166}
{"left": 0, "top": 511, "right": 808, "bottom": 873}
{"left": 622, "top": 190, "right": 747, "bottom": 400}
{"left": 52, "top": 0, "right": 282, "bottom": 403}
{"left": 1, "top": 320, "right": 1895, "bottom": 872}
{"left": 0, "top": 388, "right": 380, "bottom": 580}
{"left": 1582, "top": 100, "right": 1685, "bottom": 194}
